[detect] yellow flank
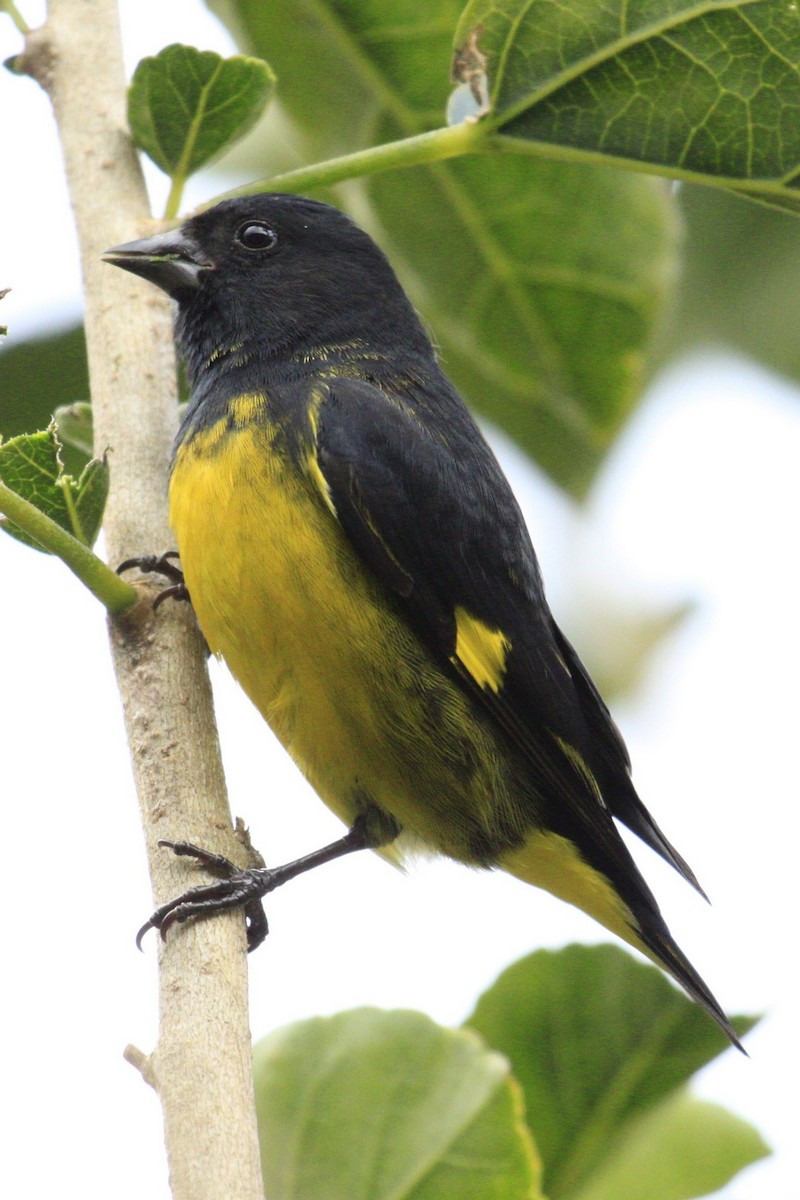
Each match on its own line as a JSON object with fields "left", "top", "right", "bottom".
{"left": 500, "top": 832, "right": 641, "bottom": 952}
{"left": 452, "top": 607, "right": 511, "bottom": 693}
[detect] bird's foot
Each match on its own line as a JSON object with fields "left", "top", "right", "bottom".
{"left": 137, "top": 818, "right": 380, "bottom": 953}
{"left": 137, "top": 839, "right": 271, "bottom": 952}
{"left": 117, "top": 550, "right": 190, "bottom": 608}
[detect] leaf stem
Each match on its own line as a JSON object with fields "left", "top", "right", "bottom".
{"left": 0, "top": 480, "right": 137, "bottom": 614}
{"left": 164, "top": 172, "right": 186, "bottom": 221}
{"left": 212, "top": 121, "right": 485, "bottom": 202}
{"left": 1, "top": 0, "right": 29, "bottom": 35}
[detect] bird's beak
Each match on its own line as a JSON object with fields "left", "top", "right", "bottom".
{"left": 102, "top": 229, "right": 209, "bottom": 296}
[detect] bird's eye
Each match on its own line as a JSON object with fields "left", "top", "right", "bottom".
{"left": 236, "top": 222, "right": 278, "bottom": 251}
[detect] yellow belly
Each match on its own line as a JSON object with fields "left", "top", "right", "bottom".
{"left": 168, "top": 412, "right": 506, "bottom": 855}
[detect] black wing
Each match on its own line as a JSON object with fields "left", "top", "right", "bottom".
{"left": 314, "top": 374, "right": 701, "bottom": 892}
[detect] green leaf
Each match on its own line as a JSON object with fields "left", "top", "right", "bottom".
{"left": 572, "top": 1090, "right": 770, "bottom": 1200}
{"left": 71, "top": 454, "right": 110, "bottom": 549}
{"left": 0, "top": 424, "right": 108, "bottom": 550}
{"left": 128, "top": 44, "right": 276, "bottom": 214}
{"left": 253, "top": 1008, "right": 543, "bottom": 1200}
{"left": 464, "top": 945, "right": 757, "bottom": 1198}
{"left": 206, "top": 1, "right": 678, "bottom": 496}
{"left": 455, "top": 0, "right": 800, "bottom": 214}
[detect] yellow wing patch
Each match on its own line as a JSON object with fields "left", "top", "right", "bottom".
{"left": 453, "top": 607, "right": 511, "bottom": 693}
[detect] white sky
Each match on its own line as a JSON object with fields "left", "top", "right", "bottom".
{"left": 2, "top": 2, "right": 799, "bottom": 1197}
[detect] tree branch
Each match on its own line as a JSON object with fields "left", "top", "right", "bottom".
{"left": 20, "top": 2, "right": 264, "bottom": 1196}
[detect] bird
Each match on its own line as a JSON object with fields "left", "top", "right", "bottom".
{"left": 104, "top": 193, "right": 740, "bottom": 1048}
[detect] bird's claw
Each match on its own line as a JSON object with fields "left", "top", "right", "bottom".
{"left": 137, "top": 839, "right": 271, "bottom": 952}
{"left": 117, "top": 551, "right": 190, "bottom": 605}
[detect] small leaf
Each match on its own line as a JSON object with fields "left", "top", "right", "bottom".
{"left": 71, "top": 454, "right": 109, "bottom": 549}
{"left": 0, "top": 424, "right": 108, "bottom": 551}
{"left": 53, "top": 402, "right": 94, "bottom": 457}
{"left": 465, "top": 945, "right": 757, "bottom": 1198}
{"left": 571, "top": 1091, "right": 770, "bottom": 1200}
{"left": 128, "top": 43, "right": 275, "bottom": 184}
{"left": 454, "top": 0, "right": 800, "bottom": 213}
{"left": 253, "top": 1008, "right": 543, "bottom": 1199}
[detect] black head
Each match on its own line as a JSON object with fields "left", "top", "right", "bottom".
{"left": 103, "top": 194, "right": 433, "bottom": 372}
